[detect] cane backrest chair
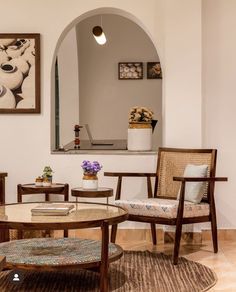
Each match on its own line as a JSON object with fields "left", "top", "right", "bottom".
{"left": 105, "top": 147, "right": 227, "bottom": 264}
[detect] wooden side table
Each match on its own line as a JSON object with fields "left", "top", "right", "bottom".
{"left": 0, "top": 172, "right": 8, "bottom": 242}
{"left": 17, "top": 183, "right": 69, "bottom": 238}
{"left": 71, "top": 187, "right": 113, "bottom": 205}
{"left": 17, "top": 183, "right": 69, "bottom": 203}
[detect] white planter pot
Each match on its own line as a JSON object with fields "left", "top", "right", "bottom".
{"left": 82, "top": 179, "right": 98, "bottom": 189}
{"left": 35, "top": 181, "right": 43, "bottom": 187}
{"left": 128, "top": 127, "right": 152, "bottom": 151}
{"left": 82, "top": 174, "right": 98, "bottom": 190}
{"left": 43, "top": 181, "right": 52, "bottom": 187}
{"left": 43, "top": 176, "right": 52, "bottom": 187}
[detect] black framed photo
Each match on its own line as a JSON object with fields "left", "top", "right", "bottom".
{"left": 118, "top": 62, "right": 143, "bottom": 80}
{"left": 0, "top": 33, "right": 40, "bottom": 113}
{"left": 147, "top": 62, "right": 162, "bottom": 79}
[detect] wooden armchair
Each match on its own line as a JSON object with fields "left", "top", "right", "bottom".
{"left": 105, "top": 148, "right": 227, "bottom": 264}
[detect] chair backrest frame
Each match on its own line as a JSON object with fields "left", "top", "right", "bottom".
{"left": 154, "top": 148, "right": 217, "bottom": 203}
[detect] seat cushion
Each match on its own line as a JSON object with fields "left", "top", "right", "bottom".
{"left": 114, "top": 198, "right": 210, "bottom": 219}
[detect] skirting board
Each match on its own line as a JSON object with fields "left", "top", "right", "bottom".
{"left": 53, "top": 229, "right": 236, "bottom": 244}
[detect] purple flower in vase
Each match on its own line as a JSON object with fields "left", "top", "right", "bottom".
{"left": 81, "top": 160, "right": 102, "bottom": 175}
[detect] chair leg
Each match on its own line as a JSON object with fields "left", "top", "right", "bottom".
{"left": 111, "top": 224, "right": 117, "bottom": 243}
{"left": 211, "top": 214, "right": 218, "bottom": 253}
{"left": 150, "top": 223, "right": 157, "bottom": 245}
{"left": 173, "top": 222, "right": 183, "bottom": 265}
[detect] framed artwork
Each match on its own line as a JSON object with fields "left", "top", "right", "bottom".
{"left": 147, "top": 62, "right": 162, "bottom": 79}
{"left": 0, "top": 33, "right": 40, "bottom": 113}
{"left": 118, "top": 62, "right": 143, "bottom": 80}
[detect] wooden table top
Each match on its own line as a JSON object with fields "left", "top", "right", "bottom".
{"left": 71, "top": 187, "right": 113, "bottom": 198}
{"left": 0, "top": 202, "right": 128, "bottom": 230}
{"left": 19, "top": 183, "right": 67, "bottom": 191}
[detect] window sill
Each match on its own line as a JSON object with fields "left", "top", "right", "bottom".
{"left": 52, "top": 149, "right": 157, "bottom": 155}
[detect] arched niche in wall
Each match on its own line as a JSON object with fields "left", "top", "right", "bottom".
{"left": 51, "top": 8, "right": 163, "bottom": 152}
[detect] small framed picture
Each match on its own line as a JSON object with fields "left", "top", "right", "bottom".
{"left": 147, "top": 62, "right": 162, "bottom": 79}
{"left": 118, "top": 62, "right": 143, "bottom": 80}
{"left": 0, "top": 33, "right": 40, "bottom": 113}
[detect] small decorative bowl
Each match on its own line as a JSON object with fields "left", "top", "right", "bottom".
{"left": 35, "top": 177, "right": 43, "bottom": 187}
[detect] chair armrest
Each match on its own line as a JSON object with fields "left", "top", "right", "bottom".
{"left": 173, "top": 176, "right": 227, "bottom": 182}
{"left": 104, "top": 172, "right": 157, "bottom": 200}
{"left": 174, "top": 176, "right": 227, "bottom": 224}
{"left": 0, "top": 173, "right": 7, "bottom": 178}
{"left": 104, "top": 172, "right": 156, "bottom": 177}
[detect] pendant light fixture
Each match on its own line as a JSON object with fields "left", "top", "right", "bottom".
{"left": 92, "top": 16, "right": 107, "bottom": 45}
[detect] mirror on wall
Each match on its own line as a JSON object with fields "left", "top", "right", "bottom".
{"left": 54, "top": 14, "right": 162, "bottom": 151}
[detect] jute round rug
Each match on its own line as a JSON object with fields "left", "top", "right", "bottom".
{"left": 0, "top": 251, "right": 216, "bottom": 292}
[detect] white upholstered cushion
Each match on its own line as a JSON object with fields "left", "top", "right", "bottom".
{"left": 178, "top": 164, "right": 208, "bottom": 204}
{"left": 114, "top": 198, "right": 209, "bottom": 219}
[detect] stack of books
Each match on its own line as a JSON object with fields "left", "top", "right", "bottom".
{"left": 31, "top": 203, "right": 74, "bottom": 216}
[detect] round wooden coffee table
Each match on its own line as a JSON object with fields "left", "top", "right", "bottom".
{"left": 71, "top": 187, "right": 113, "bottom": 204}
{"left": 0, "top": 202, "right": 128, "bottom": 292}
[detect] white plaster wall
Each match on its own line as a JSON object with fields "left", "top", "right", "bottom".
{"left": 0, "top": 0, "right": 203, "bottom": 228}
{"left": 58, "top": 27, "right": 79, "bottom": 146}
{"left": 203, "top": 0, "right": 236, "bottom": 228}
{"left": 163, "top": 0, "right": 202, "bottom": 147}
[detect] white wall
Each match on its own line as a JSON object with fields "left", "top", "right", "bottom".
{"left": 0, "top": 0, "right": 205, "bottom": 228}
{"left": 58, "top": 27, "right": 79, "bottom": 146}
{"left": 163, "top": 0, "right": 202, "bottom": 148}
{"left": 77, "top": 14, "right": 162, "bottom": 148}
{"left": 203, "top": 0, "right": 236, "bottom": 228}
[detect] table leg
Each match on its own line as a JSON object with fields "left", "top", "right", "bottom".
{"left": 45, "top": 193, "right": 50, "bottom": 202}
{"left": 45, "top": 193, "right": 51, "bottom": 237}
{"left": 76, "top": 197, "right": 78, "bottom": 210}
{"left": 100, "top": 221, "right": 109, "bottom": 292}
{"left": 17, "top": 185, "right": 23, "bottom": 239}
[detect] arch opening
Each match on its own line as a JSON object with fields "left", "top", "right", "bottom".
{"left": 51, "top": 7, "right": 163, "bottom": 152}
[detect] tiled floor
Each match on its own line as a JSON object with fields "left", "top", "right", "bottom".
{"left": 119, "top": 240, "right": 236, "bottom": 291}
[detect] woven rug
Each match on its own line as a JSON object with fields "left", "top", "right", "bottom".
{"left": 0, "top": 251, "right": 216, "bottom": 292}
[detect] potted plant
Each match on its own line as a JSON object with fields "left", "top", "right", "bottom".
{"left": 128, "top": 106, "right": 157, "bottom": 151}
{"left": 42, "top": 166, "right": 53, "bottom": 186}
{"left": 81, "top": 160, "right": 102, "bottom": 189}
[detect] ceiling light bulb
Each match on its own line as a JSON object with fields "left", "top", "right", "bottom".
{"left": 92, "top": 26, "right": 107, "bottom": 45}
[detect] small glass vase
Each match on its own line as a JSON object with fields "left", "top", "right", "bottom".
{"left": 82, "top": 173, "right": 98, "bottom": 190}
